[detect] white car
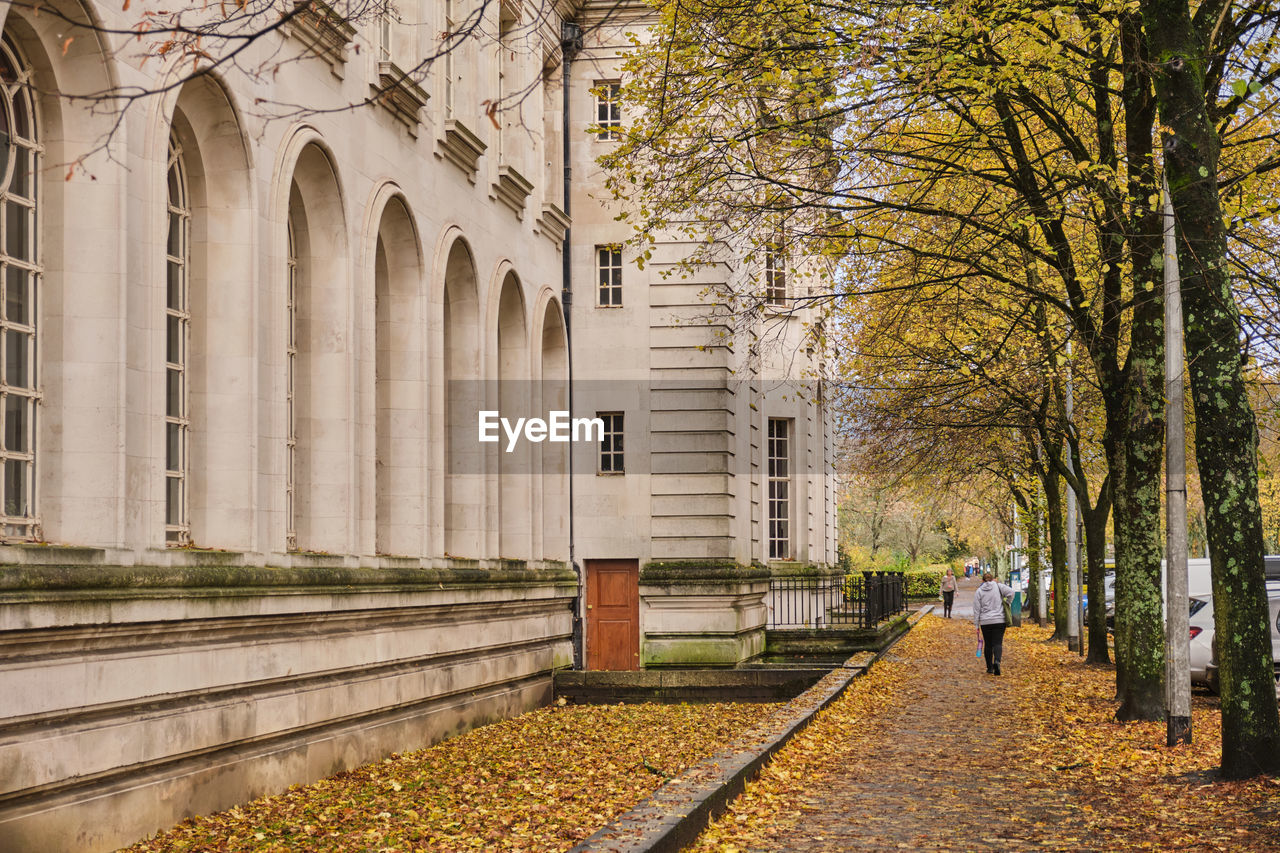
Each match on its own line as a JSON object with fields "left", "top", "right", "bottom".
{"left": 1204, "top": 582, "right": 1280, "bottom": 694}
{"left": 1188, "top": 595, "right": 1214, "bottom": 687}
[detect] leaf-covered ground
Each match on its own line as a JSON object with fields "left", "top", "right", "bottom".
{"left": 124, "top": 701, "right": 777, "bottom": 852}
{"left": 691, "top": 615, "right": 1280, "bottom": 851}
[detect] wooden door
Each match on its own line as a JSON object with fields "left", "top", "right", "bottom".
{"left": 586, "top": 559, "right": 640, "bottom": 670}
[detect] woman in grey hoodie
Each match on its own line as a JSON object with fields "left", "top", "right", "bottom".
{"left": 973, "top": 571, "right": 1014, "bottom": 675}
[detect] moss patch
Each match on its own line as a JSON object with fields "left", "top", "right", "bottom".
{"left": 640, "top": 561, "right": 770, "bottom": 584}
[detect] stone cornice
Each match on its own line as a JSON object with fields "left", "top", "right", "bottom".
{"left": 438, "top": 118, "right": 487, "bottom": 182}
{"left": 287, "top": 0, "right": 356, "bottom": 79}
{"left": 640, "top": 560, "right": 770, "bottom": 584}
{"left": 535, "top": 202, "right": 571, "bottom": 245}
{"left": 492, "top": 165, "right": 534, "bottom": 218}
{"left": 372, "top": 61, "right": 430, "bottom": 136}
{"left": 0, "top": 562, "right": 576, "bottom": 595}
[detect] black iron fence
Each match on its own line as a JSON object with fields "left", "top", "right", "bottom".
{"left": 767, "top": 571, "right": 906, "bottom": 629}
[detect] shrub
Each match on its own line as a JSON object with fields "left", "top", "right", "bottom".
{"left": 903, "top": 567, "right": 946, "bottom": 598}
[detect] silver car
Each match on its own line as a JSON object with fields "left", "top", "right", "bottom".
{"left": 1205, "top": 587, "right": 1280, "bottom": 695}
{"left": 1188, "top": 595, "right": 1214, "bottom": 687}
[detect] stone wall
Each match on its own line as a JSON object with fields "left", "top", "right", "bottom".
{"left": 0, "top": 557, "right": 575, "bottom": 852}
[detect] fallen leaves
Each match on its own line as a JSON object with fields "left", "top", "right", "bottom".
{"left": 690, "top": 616, "right": 1280, "bottom": 851}
{"left": 123, "top": 702, "right": 777, "bottom": 852}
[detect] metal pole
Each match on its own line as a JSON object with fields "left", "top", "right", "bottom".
{"left": 1162, "top": 173, "right": 1191, "bottom": 745}
{"left": 1066, "top": 338, "right": 1081, "bottom": 653}
{"left": 560, "top": 21, "right": 583, "bottom": 669}
{"left": 1038, "top": 475, "right": 1048, "bottom": 628}
{"left": 1011, "top": 500, "right": 1023, "bottom": 627}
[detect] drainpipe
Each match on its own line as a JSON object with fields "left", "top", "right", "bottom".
{"left": 560, "top": 19, "right": 583, "bottom": 669}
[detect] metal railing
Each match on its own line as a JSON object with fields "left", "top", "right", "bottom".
{"left": 766, "top": 571, "right": 906, "bottom": 629}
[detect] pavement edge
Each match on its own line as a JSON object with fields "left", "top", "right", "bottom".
{"left": 569, "top": 606, "right": 935, "bottom": 853}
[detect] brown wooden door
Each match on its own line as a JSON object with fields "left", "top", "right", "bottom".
{"left": 586, "top": 559, "right": 640, "bottom": 670}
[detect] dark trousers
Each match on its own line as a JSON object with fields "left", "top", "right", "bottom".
{"left": 980, "top": 623, "right": 1007, "bottom": 671}
{"left": 942, "top": 590, "right": 954, "bottom": 617}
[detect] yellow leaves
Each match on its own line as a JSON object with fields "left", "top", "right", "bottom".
{"left": 124, "top": 702, "right": 777, "bottom": 852}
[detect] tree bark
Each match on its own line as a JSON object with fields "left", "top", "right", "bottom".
{"left": 1026, "top": 493, "right": 1043, "bottom": 623}
{"left": 1044, "top": 467, "right": 1069, "bottom": 640}
{"left": 1113, "top": 15, "right": 1167, "bottom": 720}
{"left": 1083, "top": 501, "right": 1112, "bottom": 665}
{"left": 1141, "top": 0, "right": 1280, "bottom": 776}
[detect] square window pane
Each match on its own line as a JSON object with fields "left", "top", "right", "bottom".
{"left": 166, "top": 476, "right": 182, "bottom": 525}
{"left": 167, "top": 259, "right": 183, "bottom": 309}
{"left": 6, "top": 265, "right": 28, "bottom": 324}
{"left": 167, "top": 212, "right": 181, "bottom": 259}
{"left": 5, "top": 331, "right": 29, "bottom": 388}
{"left": 5, "top": 202, "right": 29, "bottom": 262}
{"left": 166, "top": 368, "right": 182, "bottom": 417}
{"left": 166, "top": 315, "right": 182, "bottom": 364}
{"left": 5, "top": 394, "right": 26, "bottom": 453}
{"left": 5, "top": 458, "right": 26, "bottom": 517}
{"left": 166, "top": 421, "right": 182, "bottom": 471}
{"left": 12, "top": 96, "right": 29, "bottom": 141}
{"left": 9, "top": 149, "right": 28, "bottom": 200}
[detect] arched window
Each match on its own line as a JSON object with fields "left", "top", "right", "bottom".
{"left": 0, "top": 36, "right": 40, "bottom": 539}
{"left": 286, "top": 217, "right": 298, "bottom": 550}
{"left": 164, "top": 134, "right": 191, "bottom": 544}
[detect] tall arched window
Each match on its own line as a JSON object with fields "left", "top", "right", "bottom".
{"left": 285, "top": 218, "right": 298, "bottom": 550}
{"left": 0, "top": 37, "right": 40, "bottom": 539}
{"left": 165, "top": 134, "right": 191, "bottom": 544}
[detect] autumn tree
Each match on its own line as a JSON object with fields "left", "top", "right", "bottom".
{"left": 1139, "top": 0, "right": 1280, "bottom": 776}
{"left": 602, "top": 0, "right": 1280, "bottom": 760}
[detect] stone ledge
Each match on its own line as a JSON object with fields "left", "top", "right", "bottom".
{"left": 766, "top": 561, "right": 840, "bottom": 578}
{"left": 286, "top": 0, "right": 356, "bottom": 78}
{"left": 554, "top": 668, "right": 827, "bottom": 704}
{"left": 0, "top": 563, "right": 576, "bottom": 594}
{"left": 372, "top": 61, "right": 429, "bottom": 135}
{"left": 639, "top": 561, "right": 770, "bottom": 584}
{"left": 0, "top": 637, "right": 569, "bottom": 794}
{"left": 491, "top": 165, "right": 533, "bottom": 217}
{"left": 535, "top": 202, "right": 570, "bottom": 245}
{"left": 0, "top": 674, "right": 554, "bottom": 853}
{"left": 437, "top": 119, "right": 487, "bottom": 182}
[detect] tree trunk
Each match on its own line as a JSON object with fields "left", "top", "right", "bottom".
{"left": 1044, "top": 468, "right": 1069, "bottom": 640}
{"left": 1109, "top": 424, "right": 1130, "bottom": 696}
{"left": 1141, "top": 0, "right": 1280, "bottom": 777}
{"left": 1114, "top": 305, "right": 1167, "bottom": 721}
{"left": 1083, "top": 503, "right": 1111, "bottom": 665}
{"left": 1112, "top": 10, "right": 1167, "bottom": 721}
{"left": 1026, "top": 497, "right": 1042, "bottom": 623}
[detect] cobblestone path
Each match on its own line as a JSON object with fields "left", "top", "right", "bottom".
{"left": 766, "top": 616, "right": 1086, "bottom": 851}
{"left": 691, "top": 612, "right": 1100, "bottom": 852}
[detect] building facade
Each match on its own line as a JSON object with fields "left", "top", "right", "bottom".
{"left": 0, "top": 0, "right": 834, "bottom": 849}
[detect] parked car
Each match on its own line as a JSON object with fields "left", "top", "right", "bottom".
{"left": 1188, "top": 595, "right": 1214, "bottom": 687}
{"left": 1205, "top": 586, "right": 1280, "bottom": 695}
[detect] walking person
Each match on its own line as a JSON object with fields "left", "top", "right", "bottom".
{"left": 940, "top": 567, "right": 957, "bottom": 618}
{"left": 973, "top": 570, "right": 1014, "bottom": 675}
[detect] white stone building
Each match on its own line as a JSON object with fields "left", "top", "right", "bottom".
{"left": 0, "top": 0, "right": 835, "bottom": 848}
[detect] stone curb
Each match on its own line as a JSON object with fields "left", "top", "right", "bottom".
{"left": 569, "top": 606, "right": 934, "bottom": 853}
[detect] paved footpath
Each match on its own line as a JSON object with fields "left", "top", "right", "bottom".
{"left": 740, "top": 594, "right": 1090, "bottom": 852}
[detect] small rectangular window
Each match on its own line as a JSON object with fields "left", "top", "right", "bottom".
{"left": 599, "top": 412, "right": 624, "bottom": 473}
{"left": 378, "top": 11, "right": 392, "bottom": 61}
{"left": 764, "top": 241, "right": 787, "bottom": 306}
{"left": 443, "top": 0, "right": 457, "bottom": 118}
{"left": 767, "top": 418, "right": 791, "bottom": 560}
{"left": 594, "top": 81, "right": 621, "bottom": 141}
{"left": 596, "top": 245, "right": 623, "bottom": 306}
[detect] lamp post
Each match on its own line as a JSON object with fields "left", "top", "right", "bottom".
{"left": 1066, "top": 338, "right": 1081, "bottom": 654}
{"left": 1162, "top": 173, "right": 1191, "bottom": 746}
